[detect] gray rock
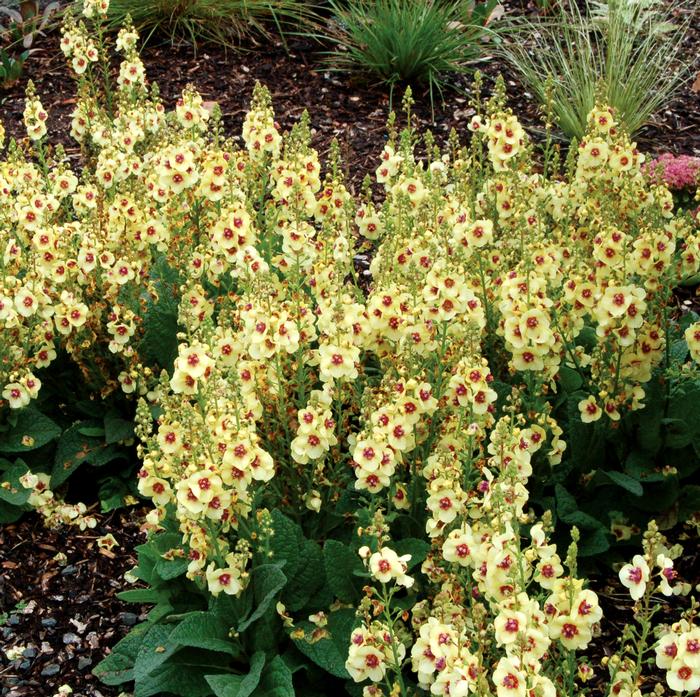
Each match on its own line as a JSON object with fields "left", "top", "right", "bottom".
{"left": 40, "top": 618, "right": 57, "bottom": 628}
{"left": 120, "top": 612, "right": 138, "bottom": 626}
{"left": 62, "top": 632, "right": 81, "bottom": 645}
{"left": 77, "top": 657, "right": 93, "bottom": 671}
{"left": 40, "top": 664, "right": 60, "bottom": 677}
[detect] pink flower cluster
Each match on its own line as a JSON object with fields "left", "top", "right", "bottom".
{"left": 645, "top": 153, "right": 700, "bottom": 191}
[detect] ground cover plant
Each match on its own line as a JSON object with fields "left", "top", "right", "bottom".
{"left": 0, "top": 0, "right": 62, "bottom": 88}
{"left": 1, "top": 1, "right": 700, "bottom": 696}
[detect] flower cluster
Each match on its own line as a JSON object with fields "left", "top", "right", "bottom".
{"left": 19, "top": 471, "right": 98, "bottom": 530}
{"left": 2, "top": 15, "right": 700, "bottom": 697}
{"left": 656, "top": 620, "right": 700, "bottom": 693}
{"left": 645, "top": 153, "right": 700, "bottom": 192}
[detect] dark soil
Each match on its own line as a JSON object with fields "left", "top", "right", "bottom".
{"left": 0, "top": 508, "right": 148, "bottom": 697}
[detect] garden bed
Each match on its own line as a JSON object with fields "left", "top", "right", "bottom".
{"left": 1, "top": 2, "right": 700, "bottom": 697}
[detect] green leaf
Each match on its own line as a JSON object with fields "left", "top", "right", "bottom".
{"left": 578, "top": 527, "right": 610, "bottom": 557}
{"left": 0, "top": 499, "right": 25, "bottom": 524}
{"left": 133, "top": 624, "right": 177, "bottom": 682}
{"left": 269, "top": 509, "right": 303, "bottom": 579}
{"left": 78, "top": 426, "right": 106, "bottom": 437}
{"left": 604, "top": 470, "right": 643, "bottom": 496}
{"left": 155, "top": 554, "right": 189, "bottom": 580}
{"left": 662, "top": 418, "right": 694, "bottom": 449}
{"left": 104, "top": 411, "right": 135, "bottom": 444}
{"left": 0, "top": 409, "right": 60, "bottom": 453}
{"left": 634, "top": 478, "right": 680, "bottom": 514}
{"left": 565, "top": 397, "right": 603, "bottom": 467}
{"left": 169, "top": 612, "right": 239, "bottom": 657}
{"left": 51, "top": 423, "right": 103, "bottom": 487}
{"left": 139, "top": 256, "right": 181, "bottom": 373}
{"left": 292, "top": 608, "right": 356, "bottom": 680}
{"left": 323, "top": 540, "right": 361, "bottom": 604}
{"left": 117, "top": 589, "right": 165, "bottom": 604}
{"left": 253, "top": 656, "right": 294, "bottom": 697}
{"left": 624, "top": 451, "right": 666, "bottom": 483}
{"left": 670, "top": 339, "right": 688, "bottom": 364}
{"left": 98, "top": 475, "right": 133, "bottom": 512}
{"left": 678, "top": 485, "right": 700, "bottom": 520}
{"left": 152, "top": 531, "right": 189, "bottom": 581}
{"left": 558, "top": 365, "right": 583, "bottom": 393}
{"left": 283, "top": 539, "right": 325, "bottom": 612}
{"left": 0, "top": 460, "right": 30, "bottom": 506}
{"left": 249, "top": 609, "right": 283, "bottom": 654}
{"left": 555, "top": 483, "right": 604, "bottom": 530}
{"left": 392, "top": 538, "right": 430, "bottom": 570}
{"left": 93, "top": 624, "right": 149, "bottom": 685}
{"left": 667, "top": 385, "right": 700, "bottom": 432}
{"left": 238, "top": 564, "right": 287, "bottom": 633}
{"left": 209, "top": 589, "right": 253, "bottom": 629}
{"left": 135, "top": 662, "right": 212, "bottom": 697}
{"left": 87, "top": 442, "right": 126, "bottom": 468}
{"left": 205, "top": 651, "right": 265, "bottom": 697}
{"left": 634, "top": 378, "right": 664, "bottom": 454}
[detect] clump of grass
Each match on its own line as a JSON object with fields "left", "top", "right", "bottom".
{"left": 322, "top": 0, "right": 499, "bottom": 110}
{"left": 500, "top": 0, "right": 694, "bottom": 139}
{"left": 103, "top": 0, "right": 318, "bottom": 49}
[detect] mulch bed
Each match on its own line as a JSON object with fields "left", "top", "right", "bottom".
{"left": 1, "top": 509, "right": 148, "bottom": 697}
{"left": 1, "top": 3, "right": 700, "bottom": 695}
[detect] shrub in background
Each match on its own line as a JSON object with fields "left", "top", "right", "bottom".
{"left": 645, "top": 153, "right": 700, "bottom": 213}
{"left": 500, "top": 0, "right": 694, "bottom": 139}
{"left": 100, "top": 0, "right": 318, "bottom": 48}
{"left": 322, "top": 0, "right": 499, "bottom": 109}
{"left": 0, "top": 0, "right": 62, "bottom": 88}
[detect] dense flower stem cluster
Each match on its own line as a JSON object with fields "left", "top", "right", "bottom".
{"left": 1, "top": 5, "right": 700, "bottom": 695}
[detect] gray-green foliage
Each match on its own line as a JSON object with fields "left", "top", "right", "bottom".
{"left": 501, "top": 0, "right": 695, "bottom": 138}
{"left": 94, "top": 509, "right": 362, "bottom": 695}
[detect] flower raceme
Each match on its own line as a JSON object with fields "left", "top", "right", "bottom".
{"left": 1, "top": 12, "right": 700, "bottom": 697}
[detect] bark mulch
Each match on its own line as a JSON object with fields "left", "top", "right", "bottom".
{"left": 1, "top": 508, "right": 148, "bottom": 697}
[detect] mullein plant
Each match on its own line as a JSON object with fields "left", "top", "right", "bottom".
{"left": 0, "top": 3, "right": 700, "bottom": 695}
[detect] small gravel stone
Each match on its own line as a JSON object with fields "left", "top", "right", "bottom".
{"left": 77, "top": 657, "right": 93, "bottom": 671}
{"left": 62, "top": 632, "right": 81, "bottom": 645}
{"left": 120, "top": 612, "right": 138, "bottom": 626}
{"left": 40, "top": 664, "right": 60, "bottom": 677}
{"left": 19, "top": 660, "right": 31, "bottom": 671}
{"left": 61, "top": 565, "right": 78, "bottom": 576}
{"left": 41, "top": 618, "right": 57, "bottom": 628}
{"left": 22, "top": 647, "right": 37, "bottom": 658}
{"left": 7, "top": 615, "right": 20, "bottom": 626}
